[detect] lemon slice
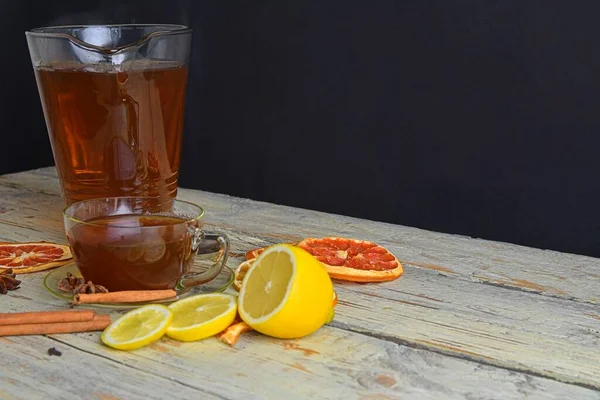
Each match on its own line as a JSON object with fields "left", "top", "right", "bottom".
{"left": 101, "top": 304, "right": 173, "bottom": 350}
{"left": 166, "top": 293, "right": 237, "bottom": 342}
{"left": 238, "top": 244, "right": 334, "bottom": 339}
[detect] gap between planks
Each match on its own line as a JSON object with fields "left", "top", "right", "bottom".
{"left": 212, "top": 226, "right": 597, "bottom": 305}
{"left": 328, "top": 321, "right": 600, "bottom": 393}
{"left": 8, "top": 290, "right": 599, "bottom": 394}
{"left": 45, "top": 336, "right": 230, "bottom": 400}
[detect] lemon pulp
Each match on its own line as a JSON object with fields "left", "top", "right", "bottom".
{"left": 241, "top": 250, "right": 293, "bottom": 321}
{"left": 238, "top": 244, "right": 333, "bottom": 339}
{"left": 101, "top": 305, "right": 173, "bottom": 351}
{"left": 166, "top": 293, "right": 237, "bottom": 342}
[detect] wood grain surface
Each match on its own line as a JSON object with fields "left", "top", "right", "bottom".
{"left": 0, "top": 167, "right": 599, "bottom": 400}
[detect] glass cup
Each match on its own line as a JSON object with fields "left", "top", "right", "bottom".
{"left": 25, "top": 25, "right": 192, "bottom": 206}
{"left": 63, "top": 197, "right": 229, "bottom": 293}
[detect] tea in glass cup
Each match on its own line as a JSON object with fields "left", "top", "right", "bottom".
{"left": 63, "top": 197, "right": 229, "bottom": 293}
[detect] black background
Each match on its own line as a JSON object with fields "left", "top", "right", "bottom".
{"left": 2, "top": 1, "right": 600, "bottom": 257}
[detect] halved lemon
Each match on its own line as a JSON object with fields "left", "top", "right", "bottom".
{"left": 101, "top": 305, "right": 173, "bottom": 350}
{"left": 166, "top": 293, "right": 237, "bottom": 342}
{"left": 238, "top": 244, "right": 334, "bottom": 339}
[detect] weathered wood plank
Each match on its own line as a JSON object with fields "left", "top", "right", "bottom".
{"left": 1, "top": 335, "right": 219, "bottom": 400}
{"left": 0, "top": 167, "right": 599, "bottom": 399}
{"left": 183, "top": 195, "right": 600, "bottom": 305}
{"left": 2, "top": 169, "right": 598, "bottom": 387}
{"left": 10, "top": 259, "right": 598, "bottom": 390}
{"left": 2, "top": 296, "right": 599, "bottom": 400}
{"left": 2, "top": 167, "right": 598, "bottom": 304}
{"left": 329, "top": 280, "right": 600, "bottom": 387}
{"left": 0, "top": 168, "right": 600, "bottom": 304}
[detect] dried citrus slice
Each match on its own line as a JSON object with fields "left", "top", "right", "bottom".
{"left": 0, "top": 242, "right": 72, "bottom": 274}
{"left": 297, "top": 237, "right": 403, "bottom": 282}
{"left": 245, "top": 247, "right": 265, "bottom": 260}
{"left": 233, "top": 259, "right": 254, "bottom": 291}
{"left": 245, "top": 237, "right": 403, "bottom": 283}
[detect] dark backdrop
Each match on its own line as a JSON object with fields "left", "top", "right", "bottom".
{"left": 2, "top": 1, "right": 600, "bottom": 257}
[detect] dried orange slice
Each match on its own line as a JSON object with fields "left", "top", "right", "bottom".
{"left": 245, "top": 248, "right": 264, "bottom": 260}
{"left": 0, "top": 242, "right": 73, "bottom": 274}
{"left": 244, "top": 237, "right": 403, "bottom": 283}
{"left": 233, "top": 259, "right": 254, "bottom": 292}
{"left": 297, "top": 237, "right": 403, "bottom": 282}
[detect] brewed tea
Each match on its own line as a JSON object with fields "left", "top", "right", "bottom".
{"left": 34, "top": 61, "right": 188, "bottom": 205}
{"left": 67, "top": 214, "right": 197, "bottom": 292}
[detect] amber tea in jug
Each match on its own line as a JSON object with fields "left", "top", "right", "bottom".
{"left": 26, "top": 25, "right": 192, "bottom": 205}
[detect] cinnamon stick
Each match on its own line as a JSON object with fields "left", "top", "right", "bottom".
{"left": 74, "top": 289, "right": 177, "bottom": 304}
{"left": 0, "top": 310, "right": 95, "bottom": 326}
{"left": 217, "top": 320, "right": 253, "bottom": 346}
{"left": 0, "top": 314, "right": 111, "bottom": 337}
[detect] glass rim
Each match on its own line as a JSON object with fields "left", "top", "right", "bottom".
{"left": 25, "top": 24, "right": 192, "bottom": 54}
{"left": 62, "top": 196, "right": 205, "bottom": 228}
{"left": 26, "top": 24, "right": 191, "bottom": 35}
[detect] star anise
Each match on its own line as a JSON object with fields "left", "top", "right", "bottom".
{"left": 58, "top": 272, "right": 85, "bottom": 293}
{"left": 0, "top": 268, "right": 21, "bottom": 294}
{"left": 74, "top": 281, "right": 109, "bottom": 294}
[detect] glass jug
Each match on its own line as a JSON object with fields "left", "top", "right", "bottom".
{"left": 25, "top": 25, "right": 192, "bottom": 207}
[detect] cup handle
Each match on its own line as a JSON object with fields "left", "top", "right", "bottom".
{"left": 179, "top": 231, "right": 230, "bottom": 289}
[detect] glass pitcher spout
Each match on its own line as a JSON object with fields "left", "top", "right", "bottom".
{"left": 26, "top": 24, "right": 192, "bottom": 66}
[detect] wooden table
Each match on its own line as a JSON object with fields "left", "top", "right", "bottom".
{"left": 1, "top": 167, "right": 599, "bottom": 400}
